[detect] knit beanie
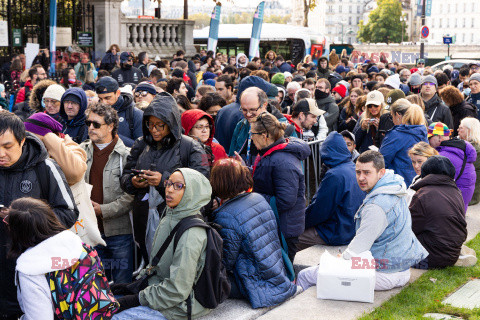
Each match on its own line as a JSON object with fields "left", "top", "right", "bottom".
{"left": 25, "top": 113, "right": 63, "bottom": 136}
{"left": 271, "top": 73, "right": 286, "bottom": 85}
{"left": 332, "top": 85, "right": 347, "bottom": 98}
{"left": 43, "top": 84, "right": 66, "bottom": 101}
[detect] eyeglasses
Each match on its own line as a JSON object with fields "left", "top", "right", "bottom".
{"left": 85, "top": 120, "right": 106, "bottom": 129}
{"left": 257, "top": 112, "right": 269, "bottom": 132}
{"left": 147, "top": 121, "right": 166, "bottom": 131}
{"left": 164, "top": 180, "right": 186, "bottom": 190}
{"left": 43, "top": 98, "right": 59, "bottom": 105}
{"left": 127, "top": 58, "right": 133, "bottom": 62}
{"left": 251, "top": 131, "right": 266, "bottom": 136}
{"left": 423, "top": 82, "right": 436, "bottom": 86}
{"left": 192, "top": 124, "right": 212, "bottom": 131}
{"left": 135, "top": 91, "right": 150, "bottom": 98}
{"left": 239, "top": 104, "right": 263, "bottom": 114}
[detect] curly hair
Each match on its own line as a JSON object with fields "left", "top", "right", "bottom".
{"left": 85, "top": 102, "right": 119, "bottom": 138}
{"left": 439, "top": 85, "right": 464, "bottom": 107}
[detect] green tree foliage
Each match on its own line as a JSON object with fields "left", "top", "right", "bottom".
{"left": 190, "top": 12, "right": 211, "bottom": 29}
{"left": 358, "top": 0, "right": 406, "bottom": 43}
{"left": 221, "top": 12, "right": 253, "bottom": 24}
{"left": 264, "top": 14, "right": 291, "bottom": 24}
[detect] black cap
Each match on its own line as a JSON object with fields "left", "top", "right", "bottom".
{"left": 63, "top": 93, "right": 82, "bottom": 106}
{"left": 95, "top": 76, "right": 119, "bottom": 94}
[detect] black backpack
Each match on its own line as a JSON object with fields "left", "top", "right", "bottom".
{"left": 151, "top": 215, "right": 230, "bottom": 319}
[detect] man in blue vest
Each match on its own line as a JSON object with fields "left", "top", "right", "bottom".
{"left": 297, "top": 150, "right": 428, "bottom": 291}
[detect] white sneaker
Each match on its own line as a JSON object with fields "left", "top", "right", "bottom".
{"left": 455, "top": 255, "right": 477, "bottom": 267}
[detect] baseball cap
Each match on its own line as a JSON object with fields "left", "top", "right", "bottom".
{"left": 335, "top": 65, "right": 347, "bottom": 74}
{"left": 292, "top": 98, "right": 325, "bottom": 117}
{"left": 340, "top": 130, "right": 355, "bottom": 143}
{"left": 366, "top": 90, "right": 384, "bottom": 106}
{"left": 385, "top": 89, "right": 406, "bottom": 108}
{"left": 120, "top": 52, "right": 133, "bottom": 63}
{"left": 427, "top": 122, "right": 451, "bottom": 138}
{"left": 417, "top": 59, "right": 425, "bottom": 65}
{"left": 95, "top": 76, "right": 120, "bottom": 94}
{"left": 135, "top": 82, "right": 157, "bottom": 96}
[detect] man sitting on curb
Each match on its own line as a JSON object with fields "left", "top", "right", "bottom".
{"left": 297, "top": 151, "right": 428, "bottom": 291}
{"left": 297, "top": 132, "right": 365, "bottom": 250}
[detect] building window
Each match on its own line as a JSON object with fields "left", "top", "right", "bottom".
{"left": 463, "top": 18, "right": 466, "bottom": 28}
{"left": 440, "top": 19, "right": 443, "bottom": 28}
{"left": 472, "top": 34, "right": 475, "bottom": 43}
{"left": 455, "top": 3, "right": 457, "bottom": 13}
{"left": 446, "top": 18, "right": 449, "bottom": 28}
{"left": 349, "top": 5, "right": 352, "bottom": 13}
{"left": 339, "top": 5, "right": 342, "bottom": 13}
{"left": 455, "top": 18, "right": 457, "bottom": 28}
{"left": 356, "top": 16, "right": 360, "bottom": 24}
{"left": 357, "top": 5, "right": 360, "bottom": 13}
{"left": 349, "top": 16, "right": 352, "bottom": 24}
{"left": 473, "top": 18, "right": 475, "bottom": 28}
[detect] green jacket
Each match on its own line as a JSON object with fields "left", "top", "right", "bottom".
{"left": 80, "top": 137, "right": 134, "bottom": 237}
{"left": 139, "top": 168, "right": 212, "bottom": 320}
{"left": 470, "top": 142, "right": 480, "bottom": 205}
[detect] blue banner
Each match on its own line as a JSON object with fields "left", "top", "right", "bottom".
{"left": 49, "top": 0, "right": 57, "bottom": 75}
{"left": 249, "top": 1, "right": 265, "bottom": 61}
{"left": 207, "top": 4, "right": 221, "bottom": 54}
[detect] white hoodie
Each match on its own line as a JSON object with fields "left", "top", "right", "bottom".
{"left": 15, "top": 230, "right": 83, "bottom": 320}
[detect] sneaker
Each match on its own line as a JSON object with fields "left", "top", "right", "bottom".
{"left": 455, "top": 255, "right": 477, "bottom": 267}
{"left": 460, "top": 245, "right": 476, "bottom": 257}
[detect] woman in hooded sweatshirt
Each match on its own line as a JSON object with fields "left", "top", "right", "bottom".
{"left": 120, "top": 93, "right": 209, "bottom": 262}
{"left": 181, "top": 109, "right": 227, "bottom": 163}
{"left": 7, "top": 197, "right": 112, "bottom": 320}
{"left": 250, "top": 112, "right": 310, "bottom": 262}
{"left": 380, "top": 100, "right": 428, "bottom": 185}
{"left": 113, "top": 168, "right": 212, "bottom": 320}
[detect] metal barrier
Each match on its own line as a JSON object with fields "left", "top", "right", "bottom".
{"left": 303, "top": 138, "right": 324, "bottom": 204}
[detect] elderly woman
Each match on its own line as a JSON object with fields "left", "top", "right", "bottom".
{"left": 120, "top": 93, "right": 209, "bottom": 262}
{"left": 458, "top": 117, "right": 480, "bottom": 205}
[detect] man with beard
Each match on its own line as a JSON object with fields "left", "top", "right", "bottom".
{"left": 284, "top": 98, "right": 325, "bottom": 140}
{"left": 111, "top": 52, "right": 143, "bottom": 86}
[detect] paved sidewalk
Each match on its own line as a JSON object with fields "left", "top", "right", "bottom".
{"left": 200, "top": 204, "right": 480, "bottom": 320}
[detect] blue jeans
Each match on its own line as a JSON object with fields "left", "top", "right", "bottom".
{"left": 112, "top": 306, "right": 167, "bottom": 319}
{"left": 95, "top": 234, "right": 134, "bottom": 284}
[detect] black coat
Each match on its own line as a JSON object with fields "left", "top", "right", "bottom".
{"left": 450, "top": 101, "right": 477, "bottom": 137}
{"left": 410, "top": 174, "right": 467, "bottom": 268}
{"left": 0, "top": 134, "right": 78, "bottom": 317}
{"left": 423, "top": 94, "right": 453, "bottom": 129}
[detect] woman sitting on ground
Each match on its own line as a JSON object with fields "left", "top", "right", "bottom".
{"left": 113, "top": 168, "right": 213, "bottom": 319}
{"left": 210, "top": 158, "right": 298, "bottom": 308}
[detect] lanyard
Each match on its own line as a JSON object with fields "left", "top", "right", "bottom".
{"left": 246, "top": 132, "right": 252, "bottom": 165}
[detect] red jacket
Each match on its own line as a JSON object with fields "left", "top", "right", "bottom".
{"left": 181, "top": 109, "right": 228, "bottom": 162}
{"left": 15, "top": 80, "right": 33, "bottom": 104}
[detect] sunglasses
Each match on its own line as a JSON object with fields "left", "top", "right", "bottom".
{"left": 164, "top": 180, "right": 186, "bottom": 190}
{"left": 85, "top": 120, "right": 106, "bottom": 129}
{"left": 135, "top": 91, "right": 150, "bottom": 98}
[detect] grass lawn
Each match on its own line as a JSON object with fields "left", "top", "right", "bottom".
{"left": 359, "top": 233, "right": 480, "bottom": 320}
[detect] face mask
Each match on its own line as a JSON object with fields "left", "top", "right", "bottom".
{"left": 68, "top": 78, "right": 76, "bottom": 84}
{"left": 315, "top": 89, "right": 329, "bottom": 100}
{"left": 41, "top": 99, "right": 46, "bottom": 110}
{"left": 409, "top": 85, "right": 421, "bottom": 94}
{"left": 464, "top": 88, "right": 471, "bottom": 96}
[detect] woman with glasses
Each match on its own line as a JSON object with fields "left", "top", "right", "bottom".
{"left": 353, "top": 90, "right": 387, "bottom": 152}
{"left": 181, "top": 109, "right": 227, "bottom": 164}
{"left": 120, "top": 93, "right": 209, "bottom": 262}
{"left": 250, "top": 112, "right": 310, "bottom": 262}
{"left": 112, "top": 168, "right": 213, "bottom": 319}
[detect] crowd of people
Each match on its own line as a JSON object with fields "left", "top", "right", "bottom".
{"left": 0, "top": 45, "right": 479, "bottom": 320}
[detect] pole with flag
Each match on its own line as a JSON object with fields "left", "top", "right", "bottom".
{"left": 49, "top": 0, "right": 57, "bottom": 76}
{"left": 249, "top": 1, "right": 265, "bottom": 61}
{"left": 207, "top": 4, "right": 222, "bottom": 54}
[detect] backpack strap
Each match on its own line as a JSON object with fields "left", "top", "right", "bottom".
{"left": 124, "top": 105, "right": 135, "bottom": 139}
{"left": 150, "top": 218, "right": 187, "bottom": 267}
{"left": 34, "top": 161, "right": 50, "bottom": 200}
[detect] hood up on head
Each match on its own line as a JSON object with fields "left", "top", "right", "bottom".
{"left": 320, "top": 132, "right": 353, "bottom": 167}
{"left": 181, "top": 109, "right": 215, "bottom": 146}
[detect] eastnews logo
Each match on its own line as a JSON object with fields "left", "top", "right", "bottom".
{"left": 351, "top": 257, "right": 427, "bottom": 269}
{"left": 51, "top": 257, "right": 129, "bottom": 270}
{"left": 350, "top": 50, "right": 429, "bottom": 64}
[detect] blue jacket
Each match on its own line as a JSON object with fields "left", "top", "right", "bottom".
{"left": 213, "top": 193, "right": 297, "bottom": 308}
{"left": 466, "top": 92, "right": 480, "bottom": 118}
{"left": 356, "top": 171, "right": 428, "bottom": 273}
{"left": 60, "top": 88, "right": 88, "bottom": 144}
{"left": 278, "top": 62, "right": 292, "bottom": 73}
{"left": 380, "top": 124, "right": 428, "bottom": 186}
{"left": 305, "top": 132, "right": 365, "bottom": 245}
{"left": 253, "top": 137, "right": 311, "bottom": 238}
{"left": 215, "top": 76, "right": 273, "bottom": 152}
{"left": 112, "top": 93, "right": 144, "bottom": 147}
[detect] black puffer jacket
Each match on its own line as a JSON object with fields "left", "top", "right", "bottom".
{"left": 423, "top": 94, "right": 453, "bottom": 129}
{"left": 0, "top": 133, "right": 78, "bottom": 317}
{"left": 450, "top": 101, "right": 477, "bottom": 137}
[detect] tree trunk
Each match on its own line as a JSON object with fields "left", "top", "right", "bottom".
{"left": 303, "top": 0, "right": 309, "bottom": 27}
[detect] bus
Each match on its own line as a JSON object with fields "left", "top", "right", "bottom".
{"left": 193, "top": 23, "right": 328, "bottom": 65}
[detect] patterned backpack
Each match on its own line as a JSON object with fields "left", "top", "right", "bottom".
{"left": 45, "top": 243, "right": 120, "bottom": 319}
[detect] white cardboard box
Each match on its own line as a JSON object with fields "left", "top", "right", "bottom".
{"left": 317, "top": 250, "right": 375, "bottom": 303}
